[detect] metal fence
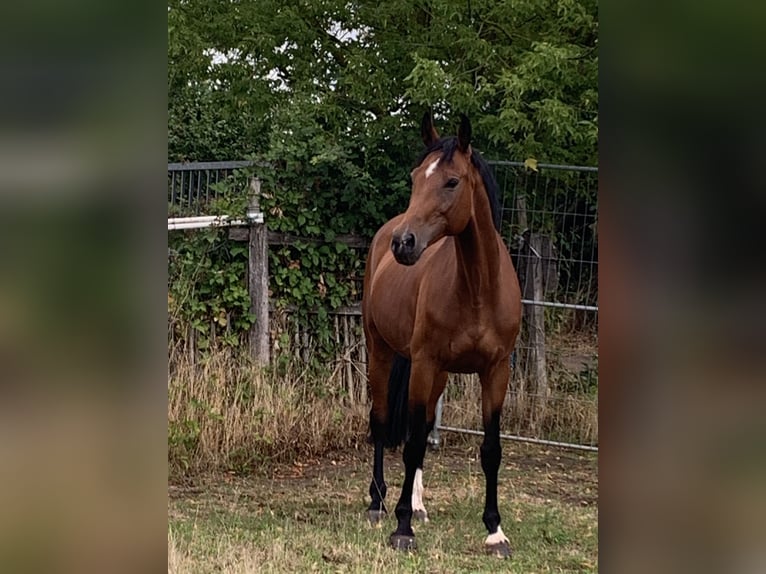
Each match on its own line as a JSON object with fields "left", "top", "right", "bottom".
{"left": 167, "top": 160, "right": 598, "bottom": 450}
{"left": 476, "top": 161, "right": 597, "bottom": 449}
{"left": 168, "top": 160, "right": 255, "bottom": 215}
{"left": 493, "top": 161, "right": 598, "bottom": 309}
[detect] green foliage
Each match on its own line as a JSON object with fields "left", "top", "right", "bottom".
{"left": 402, "top": 0, "right": 598, "bottom": 164}
{"left": 168, "top": 228, "right": 254, "bottom": 350}
{"left": 226, "top": 96, "right": 412, "bottom": 359}
{"left": 256, "top": 95, "right": 405, "bottom": 238}
{"left": 167, "top": 0, "right": 598, "bottom": 357}
{"left": 168, "top": 173, "right": 255, "bottom": 351}
{"left": 168, "top": 417, "right": 200, "bottom": 474}
{"left": 168, "top": 0, "right": 597, "bottom": 164}
{"left": 169, "top": 397, "right": 226, "bottom": 473}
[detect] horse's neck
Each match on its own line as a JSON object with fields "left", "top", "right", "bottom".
{"left": 453, "top": 189, "right": 500, "bottom": 307}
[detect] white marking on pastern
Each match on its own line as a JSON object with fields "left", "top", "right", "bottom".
{"left": 411, "top": 468, "right": 429, "bottom": 522}
{"left": 485, "top": 525, "right": 509, "bottom": 546}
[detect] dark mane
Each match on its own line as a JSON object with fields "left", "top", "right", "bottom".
{"left": 415, "top": 137, "right": 502, "bottom": 231}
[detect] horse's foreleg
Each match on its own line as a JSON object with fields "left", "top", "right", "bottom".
{"left": 480, "top": 361, "right": 512, "bottom": 558}
{"left": 389, "top": 361, "right": 435, "bottom": 550}
{"left": 389, "top": 403, "right": 427, "bottom": 550}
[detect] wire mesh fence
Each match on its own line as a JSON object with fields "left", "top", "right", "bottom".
{"left": 493, "top": 161, "right": 598, "bottom": 310}
{"left": 488, "top": 161, "right": 598, "bottom": 448}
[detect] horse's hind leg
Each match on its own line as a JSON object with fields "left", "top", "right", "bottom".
{"left": 480, "top": 361, "right": 512, "bottom": 558}
{"left": 411, "top": 467, "right": 428, "bottom": 523}
{"left": 426, "top": 393, "right": 444, "bottom": 450}
{"left": 368, "top": 425, "right": 387, "bottom": 525}
{"left": 367, "top": 347, "right": 394, "bottom": 525}
{"left": 412, "top": 371, "right": 448, "bottom": 523}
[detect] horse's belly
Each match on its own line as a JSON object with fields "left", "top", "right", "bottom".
{"left": 442, "top": 353, "right": 487, "bottom": 374}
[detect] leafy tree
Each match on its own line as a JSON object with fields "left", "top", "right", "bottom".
{"left": 168, "top": 0, "right": 597, "bottom": 165}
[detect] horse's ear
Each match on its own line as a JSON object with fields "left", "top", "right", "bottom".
{"left": 421, "top": 110, "right": 439, "bottom": 147}
{"left": 457, "top": 114, "right": 472, "bottom": 153}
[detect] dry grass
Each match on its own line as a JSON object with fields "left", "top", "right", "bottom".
{"left": 438, "top": 373, "right": 598, "bottom": 447}
{"left": 168, "top": 527, "right": 270, "bottom": 574}
{"left": 168, "top": 336, "right": 597, "bottom": 479}
{"left": 168, "top": 348, "right": 369, "bottom": 477}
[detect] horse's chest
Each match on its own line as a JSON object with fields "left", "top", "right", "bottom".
{"left": 425, "top": 308, "right": 511, "bottom": 371}
{"left": 449, "top": 323, "right": 500, "bottom": 354}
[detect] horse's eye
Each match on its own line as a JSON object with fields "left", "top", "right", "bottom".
{"left": 445, "top": 178, "right": 460, "bottom": 189}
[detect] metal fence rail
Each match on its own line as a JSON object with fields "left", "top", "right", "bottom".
{"left": 436, "top": 425, "right": 599, "bottom": 452}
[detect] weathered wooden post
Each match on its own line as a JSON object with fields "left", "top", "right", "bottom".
{"left": 515, "top": 195, "right": 552, "bottom": 433}
{"left": 247, "top": 177, "right": 270, "bottom": 365}
{"left": 523, "top": 233, "right": 550, "bottom": 432}
{"left": 514, "top": 196, "right": 530, "bottom": 420}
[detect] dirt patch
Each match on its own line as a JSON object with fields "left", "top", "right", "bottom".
{"left": 169, "top": 442, "right": 597, "bottom": 509}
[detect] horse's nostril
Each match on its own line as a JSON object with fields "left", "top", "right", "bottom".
{"left": 403, "top": 233, "right": 415, "bottom": 248}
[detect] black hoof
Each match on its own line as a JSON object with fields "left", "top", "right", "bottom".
{"left": 389, "top": 533, "right": 417, "bottom": 551}
{"left": 367, "top": 509, "right": 387, "bottom": 526}
{"left": 413, "top": 509, "right": 428, "bottom": 522}
{"left": 485, "top": 540, "right": 512, "bottom": 559}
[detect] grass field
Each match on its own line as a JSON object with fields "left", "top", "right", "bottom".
{"left": 168, "top": 442, "right": 597, "bottom": 573}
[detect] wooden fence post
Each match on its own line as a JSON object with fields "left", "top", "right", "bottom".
{"left": 523, "top": 233, "right": 550, "bottom": 431}
{"left": 514, "top": 196, "right": 529, "bottom": 419}
{"left": 515, "top": 195, "right": 550, "bottom": 432}
{"left": 247, "top": 177, "right": 270, "bottom": 365}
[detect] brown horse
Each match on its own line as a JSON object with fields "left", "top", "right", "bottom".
{"left": 362, "top": 113, "right": 522, "bottom": 557}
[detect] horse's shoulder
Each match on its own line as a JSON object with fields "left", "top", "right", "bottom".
{"left": 368, "top": 215, "right": 406, "bottom": 264}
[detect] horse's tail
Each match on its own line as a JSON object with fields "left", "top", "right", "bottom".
{"left": 386, "top": 354, "right": 411, "bottom": 448}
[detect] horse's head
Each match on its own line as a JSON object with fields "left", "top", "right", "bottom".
{"left": 391, "top": 113, "right": 478, "bottom": 266}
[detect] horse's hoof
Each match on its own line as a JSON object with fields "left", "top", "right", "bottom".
{"left": 413, "top": 509, "right": 429, "bottom": 522}
{"left": 367, "top": 510, "right": 387, "bottom": 526}
{"left": 389, "top": 533, "right": 417, "bottom": 551}
{"left": 485, "top": 540, "right": 512, "bottom": 559}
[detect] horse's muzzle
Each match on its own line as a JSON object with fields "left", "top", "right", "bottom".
{"left": 391, "top": 231, "right": 420, "bottom": 266}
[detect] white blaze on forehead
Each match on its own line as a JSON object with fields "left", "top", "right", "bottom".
{"left": 424, "top": 158, "right": 440, "bottom": 179}
{"left": 411, "top": 468, "right": 428, "bottom": 521}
